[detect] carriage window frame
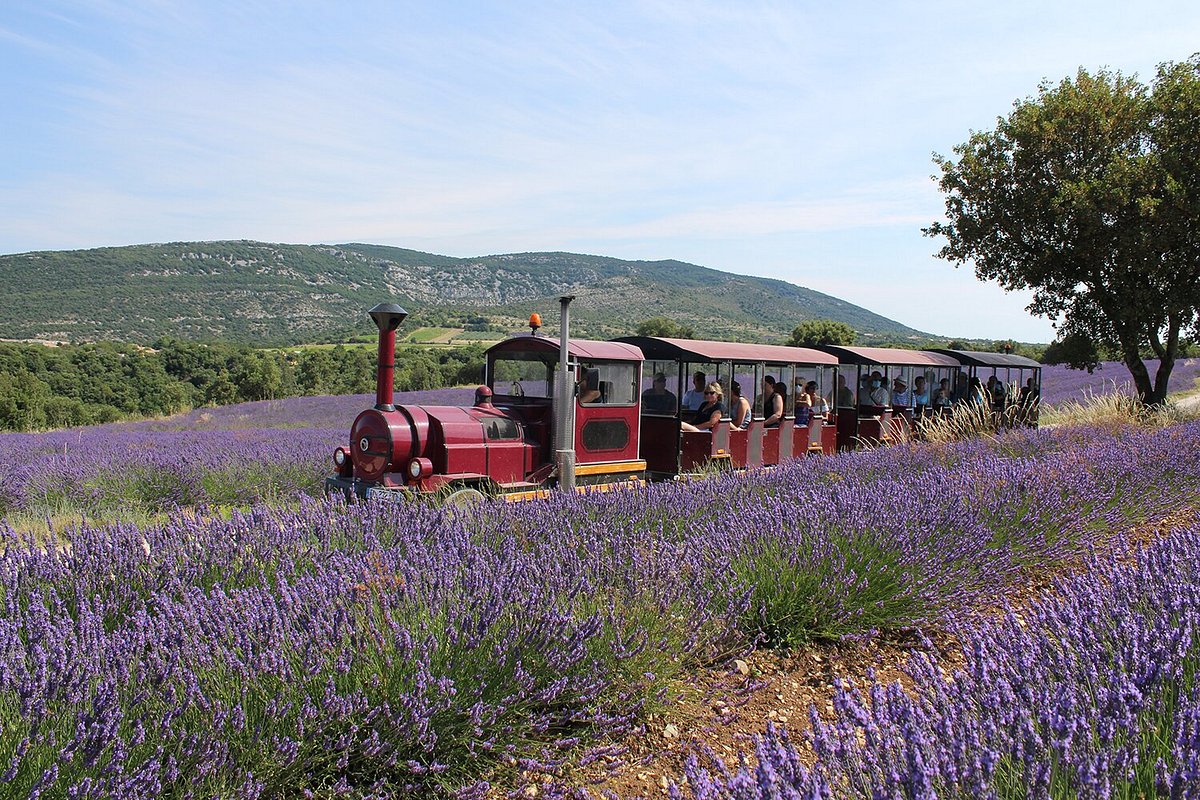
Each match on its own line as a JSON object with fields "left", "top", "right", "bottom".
{"left": 640, "top": 359, "right": 681, "bottom": 417}
{"left": 576, "top": 361, "right": 638, "bottom": 407}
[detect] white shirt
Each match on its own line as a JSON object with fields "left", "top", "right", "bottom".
{"left": 681, "top": 389, "right": 705, "bottom": 410}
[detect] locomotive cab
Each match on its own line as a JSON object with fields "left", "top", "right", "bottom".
{"left": 486, "top": 336, "right": 647, "bottom": 492}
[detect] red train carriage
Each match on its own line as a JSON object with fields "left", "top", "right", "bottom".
{"left": 615, "top": 336, "right": 840, "bottom": 479}
{"left": 929, "top": 349, "right": 1043, "bottom": 424}
{"left": 486, "top": 333, "right": 648, "bottom": 497}
{"left": 811, "top": 346, "right": 962, "bottom": 450}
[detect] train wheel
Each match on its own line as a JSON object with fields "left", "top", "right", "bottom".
{"left": 444, "top": 487, "right": 486, "bottom": 507}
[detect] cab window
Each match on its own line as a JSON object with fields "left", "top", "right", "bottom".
{"left": 578, "top": 362, "right": 637, "bottom": 406}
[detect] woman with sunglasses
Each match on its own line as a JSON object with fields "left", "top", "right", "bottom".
{"left": 680, "top": 382, "right": 725, "bottom": 432}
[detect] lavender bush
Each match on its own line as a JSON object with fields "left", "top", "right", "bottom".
{"left": 4, "top": 422, "right": 1200, "bottom": 796}
{"left": 677, "top": 525, "right": 1200, "bottom": 799}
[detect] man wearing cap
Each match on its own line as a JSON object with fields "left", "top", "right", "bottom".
{"left": 891, "top": 377, "right": 911, "bottom": 408}
{"left": 641, "top": 373, "right": 677, "bottom": 414}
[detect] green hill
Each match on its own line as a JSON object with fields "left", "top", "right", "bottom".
{"left": 0, "top": 240, "right": 929, "bottom": 345}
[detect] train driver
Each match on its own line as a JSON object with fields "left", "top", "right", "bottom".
{"left": 577, "top": 369, "right": 602, "bottom": 404}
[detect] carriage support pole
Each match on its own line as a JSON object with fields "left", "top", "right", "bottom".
{"left": 556, "top": 295, "right": 576, "bottom": 493}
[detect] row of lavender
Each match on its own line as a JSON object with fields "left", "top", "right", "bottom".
{"left": 4, "top": 422, "right": 1200, "bottom": 797}
{"left": 0, "top": 390, "right": 473, "bottom": 514}
{"left": 679, "top": 523, "right": 1200, "bottom": 799}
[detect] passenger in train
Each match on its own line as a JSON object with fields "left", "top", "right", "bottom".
{"left": 866, "top": 374, "right": 889, "bottom": 406}
{"left": 762, "top": 376, "right": 784, "bottom": 428}
{"left": 680, "top": 382, "right": 725, "bottom": 432}
{"left": 1017, "top": 377, "right": 1040, "bottom": 426}
{"left": 681, "top": 371, "right": 708, "bottom": 411}
{"left": 756, "top": 375, "right": 777, "bottom": 416}
{"left": 729, "top": 381, "right": 751, "bottom": 429}
{"left": 891, "top": 377, "right": 911, "bottom": 408}
{"left": 913, "top": 376, "right": 930, "bottom": 417}
{"left": 577, "top": 369, "right": 602, "bottom": 404}
{"left": 805, "top": 380, "right": 829, "bottom": 416}
{"left": 641, "top": 372, "right": 678, "bottom": 414}
{"left": 835, "top": 374, "right": 855, "bottom": 407}
{"left": 794, "top": 382, "right": 813, "bottom": 425}
{"left": 967, "top": 376, "right": 986, "bottom": 405}
{"left": 774, "top": 381, "right": 789, "bottom": 416}
{"left": 933, "top": 378, "right": 954, "bottom": 411}
{"left": 953, "top": 371, "right": 971, "bottom": 403}
{"left": 990, "top": 377, "right": 1007, "bottom": 411}
{"left": 1018, "top": 376, "right": 1040, "bottom": 406}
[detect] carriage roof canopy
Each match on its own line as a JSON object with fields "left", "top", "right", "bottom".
{"left": 615, "top": 336, "right": 838, "bottom": 365}
{"left": 928, "top": 349, "right": 1042, "bottom": 368}
{"left": 813, "top": 345, "right": 962, "bottom": 367}
{"left": 486, "top": 335, "right": 644, "bottom": 362}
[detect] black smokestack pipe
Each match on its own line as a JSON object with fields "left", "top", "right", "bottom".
{"left": 368, "top": 302, "right": 408, "bottom": 411}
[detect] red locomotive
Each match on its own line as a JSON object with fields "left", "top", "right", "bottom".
{"left": 325, "top": 300, "right": 1043, "bottom": 502}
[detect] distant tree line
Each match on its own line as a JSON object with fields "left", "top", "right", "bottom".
{"left": 0, "top": 340, "right": 485, "bottom": 432}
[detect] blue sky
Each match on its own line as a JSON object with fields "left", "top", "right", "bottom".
{"left": 2, "top": 1, "right": 1197, "bottom": 342}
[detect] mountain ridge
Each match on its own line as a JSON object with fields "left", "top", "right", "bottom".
{"left": 0, "top": 240, "right": 929, "bottom": 346}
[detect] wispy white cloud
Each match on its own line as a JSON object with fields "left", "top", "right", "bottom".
{"left": 1, "top": 0, "right": 1196, "bottom": 343}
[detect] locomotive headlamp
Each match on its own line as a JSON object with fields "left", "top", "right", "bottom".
{"left": 407, "top": 457, "right": 433, "bottom": 481}
{"left": 334, "top": 447, "right": 348, "bottom": 467}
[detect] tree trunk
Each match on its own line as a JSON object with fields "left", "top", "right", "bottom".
{"left": 1152, "top": 357, "right": 1176, "bottom": 406}
{"left": 1119, "top": 347, "right": 1157, "bottom": 405}
{"left": 1146, "top": 315, "right": 1180, "bottom": 406}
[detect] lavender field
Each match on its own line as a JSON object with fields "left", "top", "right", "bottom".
{"left": 0, "top": 390, "right": 473, "bottom": 516}
{"left": 4, "top": 420, "right": 1200, "bottom": 797}
{"left": 3, "top": 358, "right": 1198, "bottom": 519}
{"left": 678, "top": 523, "right": 1200, "bottom": 799}
{"left": 1039, "top": 357, "right": 1200, "bottom": 407}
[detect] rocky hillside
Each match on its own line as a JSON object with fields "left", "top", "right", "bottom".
{"left": 0, "top": 240, "right": 927, "bottom": 345}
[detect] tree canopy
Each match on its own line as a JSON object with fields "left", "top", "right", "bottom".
{"left": 787, "top": 319, "right": 856, "bottom": 348}
{"left": 635, "top": 317, "right": 695, "bottom": 339}
{"left": 925, "top": 56, "right": 1200, "bottom": 404}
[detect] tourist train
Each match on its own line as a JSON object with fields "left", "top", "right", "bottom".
{"left": 325, "top": 300, "right": 1041, "bottom": 503}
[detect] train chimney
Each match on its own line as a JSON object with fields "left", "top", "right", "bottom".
{"left": 368, "top": 302, "right": 408, "bottom": 411}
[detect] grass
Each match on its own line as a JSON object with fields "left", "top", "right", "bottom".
{"left": 405, "top": 326, "right": 461, "bottom": 343}
{"left": 1041, "top": 381, "right": 1200, "bottom": 430}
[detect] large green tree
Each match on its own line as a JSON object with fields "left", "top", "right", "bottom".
{"left": 787, "top": 319, "right": 856, "bottom": 348}
{"left": 926, "top": 57, "right": 1200, "bottom": 405}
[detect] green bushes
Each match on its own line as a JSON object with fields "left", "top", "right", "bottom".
{"left": 0, "top": 339, "right": 486, "bottom": 431}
